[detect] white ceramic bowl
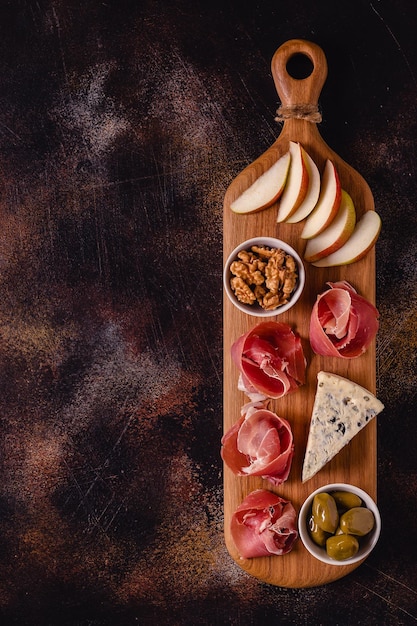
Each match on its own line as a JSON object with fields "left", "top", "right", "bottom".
{"left": 223, "top": 237, "right": 305, "bottom": 317}
{"left": 298, "top": 483, "right": 381, "bottom": 566}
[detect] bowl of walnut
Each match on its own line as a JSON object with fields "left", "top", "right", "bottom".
{"left": 223, "top": 237, "right": 305, "bottom": 317}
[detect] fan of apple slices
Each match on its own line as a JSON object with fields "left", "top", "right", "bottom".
{"left": 230, "top": 141, "right": 381, "bottom": 267}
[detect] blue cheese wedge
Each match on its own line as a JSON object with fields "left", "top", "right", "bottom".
{"left": 302, "top": 371, "right": 384, "bottom": 483}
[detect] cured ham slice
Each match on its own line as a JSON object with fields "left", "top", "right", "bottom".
{"left": 310, "top": 281, "right": 379, "bottom": 359}
{"left": 230, "top": 489, "right": 298, "bottom": 558}
{"left": 231, "top": 321, "right": 306, "bottom": 400}
{"left": 221, "top": 403, "right": 294, "bottom": 485}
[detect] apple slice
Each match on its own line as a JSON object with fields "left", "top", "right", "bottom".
{"left": 301, "top": 159, "right": 342, "bottom": 238}
{"left": 304, "top": 189, "right": 356, "bottom": 263}
{"left": 276, "top": 141, "right": 309, "bottom": 222}
{"left": 311, "top": 210, "right": 381, "bottom": 267}
{"left": 285, "top": 147, "right": 321, "bottom": 223}
{"left": 230, "top": 151, "right": 291, "bottom": 214}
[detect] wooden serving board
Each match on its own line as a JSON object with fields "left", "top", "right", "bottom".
{"left": 223, "top": 40, "right": 377, "bottom": 588}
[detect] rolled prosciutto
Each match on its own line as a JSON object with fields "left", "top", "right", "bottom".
{"left": 231, "top": 489, "right": 298, "bottom": 558}
{"left": 231, "top": 321, "right": 306, "bottom": 400}
{"left": 310, "top": 281, "right": 379, "bottom": 359}
{"left": 221, "top": 403, "right": 294, "bottom": 485}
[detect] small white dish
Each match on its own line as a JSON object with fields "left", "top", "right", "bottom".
{"left": 298, "top": 483, "right": 381, "bottom": 566}
{"left": 223, "top": 237, "right": 305, "bottom": 317}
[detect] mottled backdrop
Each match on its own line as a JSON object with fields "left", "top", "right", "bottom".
{"left": 0, "top": 1, "right": 416, "bottom": 625}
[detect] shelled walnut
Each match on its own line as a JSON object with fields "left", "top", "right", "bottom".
{"left": 229, "top": 245, "right": 298, "bottom": 310}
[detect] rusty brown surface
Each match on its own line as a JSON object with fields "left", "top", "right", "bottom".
{"left": 0, "top": 2, "right": 416, "bottom": 624}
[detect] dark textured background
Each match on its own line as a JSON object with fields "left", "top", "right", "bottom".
{"left": 0, "top": 1, "right": 416, "bottom": 624}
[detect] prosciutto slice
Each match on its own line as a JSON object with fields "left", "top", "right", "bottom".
{"left": 310, "top": 281, "right": 379, "bottom": 359}
{"left": 231, "top": 489, "right": 298, "bottom": 558}
{"left": 231, "top": 321, "right": 306, "bottom": 400}
{"left": 221, "top": 404, "right": 294, "bottom": 485}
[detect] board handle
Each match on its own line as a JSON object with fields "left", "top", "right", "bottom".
{"left": 271, "top": 39, "right": 328, "bottom": 113}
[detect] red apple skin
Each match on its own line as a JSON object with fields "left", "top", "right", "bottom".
{"left": 301, "top": 160, "right": 342, "bottom": 238}
{"left": 276, "top": 142, "right": 309, "bottom": 222}
{"left": 303, "top": 190, "right": 356, "bottom": 263}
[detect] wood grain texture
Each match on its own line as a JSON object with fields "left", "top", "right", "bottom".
{"left": 223, "top": 40, "right": 377, "bottom": 588}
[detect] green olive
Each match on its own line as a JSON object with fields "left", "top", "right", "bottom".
{"left": 308, "top": 515, "right": 331, "bottom": 547}
{"left": 331, "top": 490, "right": 362, "bottom": 511}
{"left": 312, "top": 492, "right": 339, "bottom": 534}
{"left": 339, "top": 507, "right": 375, "bottom": 536}
{"left": 326, "top": 534, "right": 359, "bottom": 560}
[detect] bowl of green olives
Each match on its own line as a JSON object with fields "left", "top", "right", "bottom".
{"left": 298, "top": 483, "right": 381, "bottom": 565}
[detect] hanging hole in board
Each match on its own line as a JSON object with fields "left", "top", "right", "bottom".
{"left": 286, "top": 53, "right": 314, "bottom": 79}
